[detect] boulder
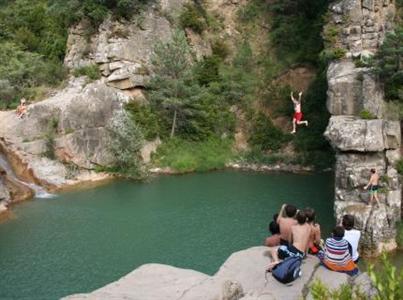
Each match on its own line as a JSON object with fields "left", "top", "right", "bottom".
{"left": 326, "top": 61, "right": 384, "bottom": 117}
{"left": 324, "top": 116, "right": 400, "bottom": 152}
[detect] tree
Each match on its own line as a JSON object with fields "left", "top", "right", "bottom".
{"left": 374, "top": 27, "right": 403, "bottom": 101}
{"left": 148, "top": 30, "right": 197, "bottom": 138}
{"left": 106, "top": 110, "right": 145, "bottom": 178}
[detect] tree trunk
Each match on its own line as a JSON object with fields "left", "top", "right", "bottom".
{"left": 170, "top": 110, "right": 177, "bottom": 138}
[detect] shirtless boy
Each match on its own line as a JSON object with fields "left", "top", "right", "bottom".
{"left": 276, "top": 204, "right": 297, "bottom": 245}
{"left": 268, "top": 210, "right": 311, "bottom": 269}
{"left": 290, "top": 91, "right": 308, "bottom": 134}
{"left": 364, "top": 168, "right": 380, "bottom": 206}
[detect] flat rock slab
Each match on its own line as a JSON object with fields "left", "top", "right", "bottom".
{"left": 62, "top": 247, "right": 357, "bottom": 300}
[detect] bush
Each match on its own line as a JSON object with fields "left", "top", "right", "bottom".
{"left": 248, "top": 113, "right": 291, "bottom": 152}
{"left": 194, "top": 55, "right": 221, "bottom": 86}
{"left": 359, "top": 110, "right": 377, "bottom": 119}
{"left": 179, "top": 3, "right": 206, "bottom": 34}
{"left": 396, "top": 159, "right": 403, "bottom": 175}
{"left": 43, "top": 117, "right": 59, "bottom": 159}
{"left": 125, "top": 102, "right": 160, "bottom": 140}
{"left": 152, "top": 137, "right": 234, "bottom": 172}
{"left": 106, "top": 110, "right": 145, "bottom": 178}
{"left": 72, "top": 64, "right": 101, "bottom": 81}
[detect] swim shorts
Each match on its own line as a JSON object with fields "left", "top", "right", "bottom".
{"left": 369, "top": 185, "right": 379, "bottom": 193}
{"left": 293, "top": 112, "right": 303, "bottom": 122}
{"left": 278, "top": 244, "right": 304, "bottom": 260}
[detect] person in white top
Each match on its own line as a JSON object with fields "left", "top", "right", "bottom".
{"left": 342, "top": 214, "right": 361, "bottom": 263}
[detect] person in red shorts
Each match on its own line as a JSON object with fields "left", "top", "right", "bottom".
{"left": 290, "top": 91, "right": 308, "bottom": 134}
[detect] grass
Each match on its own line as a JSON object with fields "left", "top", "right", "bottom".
{"left": 152, "top": 137, "right": 234, "bottom": 172}
{"left": 73, "top": 64, "right": 101, "bottom": 81}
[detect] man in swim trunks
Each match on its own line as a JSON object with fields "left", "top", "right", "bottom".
{"left": 276, "top": 204, "right": 297, "bottom": 245}
{"left": 267, "top": 210, "right": 311, "bottom": 269}
{"left": 364, "top": 168, "right": 380, "bottom": 206}
{"left": 290, "top": 91, "right": 308, "bottom": 134}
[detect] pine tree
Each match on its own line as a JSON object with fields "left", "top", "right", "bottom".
{"left": 148, "top": 30, "right": 202, "bottom": 138}
{"left": 375, "top": 26, "right": 403, "bottom": 101}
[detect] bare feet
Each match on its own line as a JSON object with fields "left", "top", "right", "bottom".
{"left": 291, "top": 130, "right": 296, "bottom": 134}
{"left": 266, "top": 261, "right": 280, "bottom": 272}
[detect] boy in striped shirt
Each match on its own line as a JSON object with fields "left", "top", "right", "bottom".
{"left": 319, "top": 226, "right": 359, "bottom": 276}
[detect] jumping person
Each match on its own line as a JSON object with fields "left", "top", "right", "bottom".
{"left": 290, "top": 91, "right": 308, "bottom": 134}
{"left": 364, "top": 168, "right": 380, "bottom": 206}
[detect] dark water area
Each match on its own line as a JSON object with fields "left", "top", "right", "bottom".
{"left": 0, "top": 170, "right": 338, "bottom": 299}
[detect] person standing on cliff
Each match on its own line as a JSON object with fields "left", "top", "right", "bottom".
{"left": 364, "top": 168, "right": 380, "bottom": 206}
{"left": 290, "top": 91, "right": 308, "bottom": 134}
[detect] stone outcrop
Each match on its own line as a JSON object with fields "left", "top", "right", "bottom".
{"left": 63, "top": 246, "right": 374, "bottom": 300}
{"left": 324, "top": 0, "right": 401, "bottom": 256}
{"left": 328, "top": 0, "right": 395, "bottom": 58}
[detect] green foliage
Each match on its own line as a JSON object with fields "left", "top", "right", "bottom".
{"left": 237, "top": 0, "right": 266, "bottom": 22}
{"left": 48, "top": 0, "right": 150, "bottom": 26}
{"left": 368, "top": 252, "right": 403, "bottom": 300}
{"left": 179, "top": 3, "right": 206, "bottom": 34}
{"left": 395, "top": 159, "right": 403, "bottom": 175}
{"left": 125, "top": 102, "right": 160, "bottom": 140}
{"left": 149, "top": 30, "right": 235, "bottom": 141}
{"left": 44, "top": 117, "right": 59, "bottom": 159}
{"left": 106, "top": 110, "right": 145, "bottom": 178}
{"left": 248, "top": 113, "right": 291, "bottom": 152}
{"left": 73, "top": 64, "right": 101, "bottom": 81}
{"left": 0, "top": 42, "right": 66, "bottom": 108}
{"left": 359, "top": 110, "right": 377, "bottom": 120}
{"left": 267, "top": 0, "right": 329, "bottom": 65}
{"left": 152, "top": 137, "right": 234, "bottom": 172}
{"left": 373, "top": 26, "right": 403, "bottom": 102}
{"left": 310, "top": 280, "right": 366, "bottom": 300}
{"left": 194, "top": 55, "right": 221, "bottom": 86}
{"left": 211, "top": 39, "right": 230, "bottom": 60}
{"left": 384, "top": 101, "right": 403, "bottom": 120}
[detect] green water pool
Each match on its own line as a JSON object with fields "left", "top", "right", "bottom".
{"left": 1, "top": 171, "right": 336, "bottom": 299}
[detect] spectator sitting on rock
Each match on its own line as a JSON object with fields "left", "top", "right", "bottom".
{"left": 276, "top": 204, "right": 297, "bottom": 245}
{"left": 16, "top": 98, "right": 28, "bottom": 119}
{"left": 319, "top": 226, "right": 359, "bottom": 276}
{"left": 267, "top": 210, "right": 312, "bottom": 270}
{"left": 264, "top": 213, "right": 281, "bottom": 247}
{"left": 304, "top": 207, "right": 321, "bottom": 254}
{"left": 342, "top": 214, "right": 361, "bottom": 263}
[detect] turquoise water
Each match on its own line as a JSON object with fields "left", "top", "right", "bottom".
{"left": 0, "top": 171, "right": 334, "bottom": 299}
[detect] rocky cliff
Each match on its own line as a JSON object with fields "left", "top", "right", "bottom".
{"left": 324, "top": 0, "right": 401, "bottom": 256}
{"left": 62, "top": 246, "right": 375, "bottom": 300}
{"left": 0, "top": 2, "right": 185, "bottom": 210}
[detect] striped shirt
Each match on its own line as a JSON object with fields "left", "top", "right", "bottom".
{"left": 324, "top": 237, "right": 352, "bottom": 266}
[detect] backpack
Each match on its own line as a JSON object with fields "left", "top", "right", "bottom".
{"left": 271, "top": 256, "right": 302, "bottom": 284}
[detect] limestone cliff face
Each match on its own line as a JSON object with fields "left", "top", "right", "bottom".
{"left": 324, "top": 0, "right": 401, "bottom": 256}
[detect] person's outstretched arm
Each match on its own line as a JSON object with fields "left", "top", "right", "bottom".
{"left": 290, "top": 92, "right": 297, "bottom": 104}
{"left": 298, "top": 91, "right": 303, "bottom": 102}
{"left": 277, "top": 204, "right": 286, "bottom": 223}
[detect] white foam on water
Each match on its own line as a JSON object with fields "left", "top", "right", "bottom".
{"left": 0, "top": 154, "right": 56, "bottom": 199}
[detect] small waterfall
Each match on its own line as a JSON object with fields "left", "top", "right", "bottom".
{"left": 0, "top": 154, "right": 54, "bottom": 199}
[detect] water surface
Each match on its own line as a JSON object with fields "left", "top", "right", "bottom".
{"left": 0, "top": 171, "right": 334, "bottom": 299}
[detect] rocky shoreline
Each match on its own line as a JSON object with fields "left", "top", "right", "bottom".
{"left": 62, "top": 246, "right": 375, "bottom": 300}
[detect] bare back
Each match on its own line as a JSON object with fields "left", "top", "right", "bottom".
{"left": 291, "top": 223, "right": 312, "bottom": 253}
{"left": 278, "top": 217, "right": 297, "bottom": 243}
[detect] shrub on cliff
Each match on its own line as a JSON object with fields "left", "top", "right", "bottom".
{"left": 373, "top": 26, "right": 403, "bottom": 102}
{"left": 106, "top": 110, "right": 145, "bottom": 178}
